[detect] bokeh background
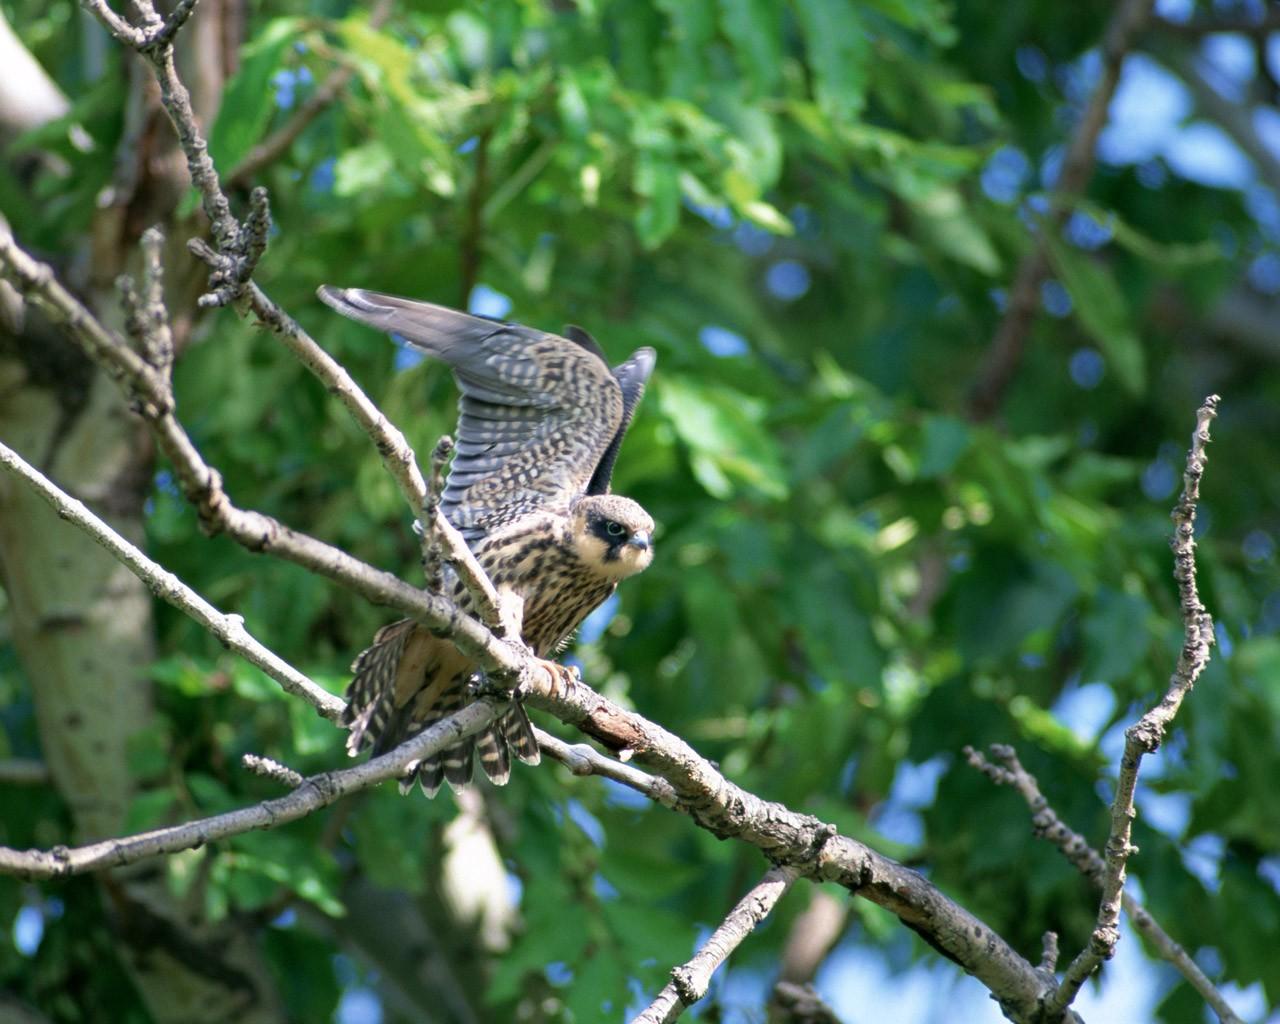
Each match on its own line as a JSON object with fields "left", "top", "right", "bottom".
{"left": 1, "top": 0, "right": 1279, "bottom": 1021}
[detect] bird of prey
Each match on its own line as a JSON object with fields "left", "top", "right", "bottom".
{"left": 317, "top": 286, "right": 656, "bottom": 796}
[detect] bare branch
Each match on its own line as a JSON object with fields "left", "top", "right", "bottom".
{"left": 118, "top": 226, "right": 174, "bottom": 373}
{"left": 521, "top": 668, "right": 1078, "bottom": 1024}
{"left": 1047, "top": 394, "right": 1220, "bottom": 1014}
{"left": 1154, "top": 10, "right": 1280, "bottom": 37}
{"left": 0, "top": 439, "right": 345, "bottom": 721}
{"left": 965, "top": 745, "right": 1242, "bottom": 1024}
{"left": 969, "top": 0, "right": 1155, "bottom": 420}
{"left": 0, "top": 700, "right": 500, "bottom": 880}
{"left": 631, "top": 866, "right": 800, "bottom": 1024}
{"left": 0, "top": 230, "right": 169, "bottom": 411}
{"left": 533, "top": 728, "right": 678, "bottom": 808}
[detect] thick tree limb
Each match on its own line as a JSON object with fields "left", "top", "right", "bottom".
{"left": 631, "top": 866, "right": 801, "bottom": 1024}
{"left": 965, "top": 745, "right": 1243, "bottom": 1024}
{"left": 968, "top": 0, "right": 1154, "bottom": 420}
{"left": 519, "top": 670, "right": 1078, "bottom": 1024}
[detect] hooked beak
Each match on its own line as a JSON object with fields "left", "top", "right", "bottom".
{"left": 627, "top": 531, "right": 651, "bottom": 552}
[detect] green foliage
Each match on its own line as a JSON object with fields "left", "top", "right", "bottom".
{"left": 3, "top": 0, "right": 1280, "bottom": 1022}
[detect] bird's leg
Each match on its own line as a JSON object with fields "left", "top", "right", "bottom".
{"left": 530, "top": 659, "right": 581, "bottom": 700}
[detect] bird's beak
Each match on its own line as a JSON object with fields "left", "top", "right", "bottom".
{"left": 627, "top": 531, "right": 651, "bottom": 552}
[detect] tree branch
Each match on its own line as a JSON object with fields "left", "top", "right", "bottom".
{"left": 772, "top": 981, "right": 844, "bottom": 1024}
{"left": 964, "top": 745, "right": 1242, "bottom": 1024}
{"left": 534, "top": 727, "right": 678, "bottom": 807}
{"left": 964, "top": 396, "right": 1223, "bottom": 1020}
{"left": 631, "top": 866, "right": 801, "bottom": 1024}
{"left": 0, "top": 410, "right": 1075, "bottom": 1021}
{"left": 968, "top": 0, "right": 1155, "bottom": 420}
{"left": 0, "top": 439, "right": 345, "bottom": 721}
{"left": 518, "top": 670, "right": 1079, "bottom": 1024}
{"left": 1047, "top": 395, "right": 1219, "bottom": 1014}
{"left": 0, "top": 700, "right": 500, "bottom": 880}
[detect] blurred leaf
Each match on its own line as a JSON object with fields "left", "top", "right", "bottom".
{"left": 657, "top": 376, "right": 787, "bottom": 499}
{"left": 208, "top": 18, "right": 302, "bottom": 171}
{"left": 795, "top": 0, "right": 870, "bottom": 122}
{"left": 1044, "top": 230, "right": 1146, "bottom": 395}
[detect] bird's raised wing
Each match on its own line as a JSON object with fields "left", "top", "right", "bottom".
{"left": 583, "top": 338, "right": 656, "bottom": 495}
{"left": 318, "top": 287, "right": 632, "bottom": 542}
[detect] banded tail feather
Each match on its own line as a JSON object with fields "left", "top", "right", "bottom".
{"left": 344, "top": 619, "right": 413, "bottom": 755}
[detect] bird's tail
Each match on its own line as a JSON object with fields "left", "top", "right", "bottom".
{"left": 346, "top": 622, "right": 541, "bottom": 797}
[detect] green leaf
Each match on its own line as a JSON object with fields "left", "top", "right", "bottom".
{"left": 717, "top": 0, "right": 782, "bottom": 95}
{"left": 634, "top": 153, "right": 680, "bottom": 249}
{"left": 1044, "top": 230, "right": 1146, "bottom": 395}
{"left": 1080, "top": 588, "right": 1150, "bottom": 684}
{"left": 910, "top": 187, "right": 1000, "bottom": 274}
{"left": 917, "top": 415, "right": 971, "bottom": 478}
{"left": 1073, "top": 199, "right": 1222, "bottom": 267}
{"left": 656, "top": 376, "right": 787, "bottom": 499}
{"left": 795, "top": 0, "right": 870, "bottom": 123}
{"left": 208, "top": 18, "right": 302, "bottom": 171}
{"left": 333, "top": 141, "right": 395, "bottom": 198}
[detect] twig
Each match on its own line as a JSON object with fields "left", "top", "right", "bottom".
{"left": 117, "top": 227, "right": 174, "bottom": 374}
{"left": 965, "top": 745, "right": 1242, "bottom": 1024}
{"left": 225, "top": 0, "right": 395, "bottom": 189}
{"left": 631, "top": 866, "right": 801, "bottom": 1024}
{"left": 87, "top": 0, "right": 507, "bottom": 628}
{"left": 81, "top": 0, "right": 239, "bottom": 253}
{"left": 1047, "top": 395, "right": 1219, "bottom": 1015}
{"left": 1153, "top": 11, "right": 1280, "bottom": 36}
{"left": 0, "top": 700, "right": 500, "bottom": 880}
{"left": 83, "top": 0, "right": 500, "bottom": 629}
{"left": 968, "top": 0, "right": 1155, "bottom": 420}
{"left": 241, "top": 753, "right": 305, "bottom": 789}
{"left": 0, "top": 230, "right": 168, "bottom": 411}
{"left": 533, "top": 728, "right": 678, "bottom": 808}
{"left": 0, "top": 439, "right": 345, "bottom": 721}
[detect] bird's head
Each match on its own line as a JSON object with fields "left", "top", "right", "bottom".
{"left": 571, "top": 495, "right": 655, "bottom": 579}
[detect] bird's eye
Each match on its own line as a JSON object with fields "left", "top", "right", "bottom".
{"left": 606, "top": 521, "right": 626, "bottom": 537}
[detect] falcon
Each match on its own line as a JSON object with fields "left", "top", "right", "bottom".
{"left": 317, "top": 286, "right": 656, "bottom": 796}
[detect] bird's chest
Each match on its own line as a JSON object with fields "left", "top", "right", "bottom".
{"left": 472, "top": 532, "right": 615, "bottom": 655}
